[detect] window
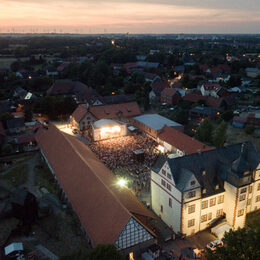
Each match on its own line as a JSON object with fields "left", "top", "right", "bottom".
{"left": 202, "top": 189, "right": 207, "bottom": 194}
{"left": 161, "top": 179, "right": 166, "bottom": 187}
{"left": 188, "top": 219, "right": 195, "bottom": 227}
{"left": 247, "top": 199, "right": 251, "bottom": 206}
{"left": 208, "top": 212, "right": 212, "bottom": 220}
{"left": 215, "top": 184, "right": 219, "bottom": 190}
{"left": 256, "top": 195, "right": 260, "bottom": 203}
{"left": 218, "top": 195, "right": 224, "bottom": 204}
{"left": 188, "top": 204, "right": 195, "bottom": 214}
{"left": 258, "top": 183, "right": 260, "bottom": 191}
{"left": 249, "top": 186, "right": 252, "bottom": 194}
{"left": 167, "top": 183, "right": 171, "bottom": 191}
{"left": 160, "top": 205, "right": 163, "bottom": 213}
{"left": 201, "top": 214, "right": 207, "bottom": 223}
{"left": 202, "top": 170, "right": 206, "bottom": 176}
{"left": 239, "top": 194, "right": 246, "bottom": 201}
{"left": 240, "top": 188, "right": 247, "bottom": 194}
{"left": 210, "top": 198, "right": 216, "bottom": 207}
{"left": 216, "top": 209, "right": 223, "bottom": 217}
{"left": 167, "top": 173, "right": 172, "bottom": 180}
{"left": 169, "top": 198, "right": 172, "bottom": 208}
{"left": 188, "top": 191, "right": 196, "bottom": 198}
{"left": 162, "top": 169, "right": 166, "bottom": 176}
{"left": 201, "top": 200, "right": 208, "bottom": 209}
{"left": 237, "top": 209, "right": 244, "bottom": 217}
{"left": 190, "top": 181, "right": 195, "bottom": 186}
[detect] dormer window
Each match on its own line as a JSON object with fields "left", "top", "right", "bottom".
{"left": 216, "top": 184, "right": 219, "bottom": 190}
{"left": 190, "top": 181, "right": 195, "bottom": 186}
{"left": 202, "top": 188, "right": 206, "bottom": 194}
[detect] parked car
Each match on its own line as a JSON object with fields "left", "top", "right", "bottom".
{"left": 206, "top": 240, "right": 223, "bottom": 251}
{"left": 72, "top": 129, "right": 78, "bottom": 134}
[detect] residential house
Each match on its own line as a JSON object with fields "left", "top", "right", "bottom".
{"left": 189, "top": 106, "right": 219, "bottom": 121}
{"left": 157, "top": 126, "right": 211, "bottom": 157}
{"left": 46, "top": 66, "right": 58, "bottom": 77}
{"left": 133, "top": 114, "right": 184, "bottom": 139}
{"left": 151, "top": 80, "right": 170, "bottom": 98}
{"left": 143, "top": 72, "right": 161, "bottom": 84}
{"left": 199, "top": 83, "right": 227, "bottom": 98}
{"left": 47, "top": 80, "right": 102, "bottom": 105}
{"left": 71, "top": 102, "right": 141, "bottom": 130}
{"left": 36, "top": 125, "right": 156, "bottom": 258}
{"left": 151, "top": 142, "right": 260, "bottom": 236}
{"left": 160, "top": 88, "right": 181, "bottom": 106}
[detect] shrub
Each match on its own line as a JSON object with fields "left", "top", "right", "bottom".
{"left": 244, "top": 125, "right": 255, "bottom": 135}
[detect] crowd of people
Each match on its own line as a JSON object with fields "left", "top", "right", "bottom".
{"left": 89, "top": 133, "right": 158, "bottom": 171}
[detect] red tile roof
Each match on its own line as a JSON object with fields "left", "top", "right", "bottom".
{"left": 161, "top": 88, "right": 178, "bottom": 97}
{"left": 152, "top": 80, "right": 169, "bottom": 91}
{"left": 71, "top": 104, "right": 88, "bottom": 123}
{"left": 0, "top": 121, "right": 5, "bottom": 136}
{"left": 36, "top": 125, "right": 154, "bottom": 246}
{"left": 158, "top": 126, "right": 212, "bottom": 155}
{"left": 89, "top": 102, "right": 141, "bottom": 120}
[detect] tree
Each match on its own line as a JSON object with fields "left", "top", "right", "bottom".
{"left": 195, "top": 118, "right": 213, "bottom": 143}
{"left": 214, "top": 121, "right": 227, "bottom": 147}
{"left": 207, "top": 228, "right": 260, "bottom": 260}
{"left": 221, "top": 110, "right": 234, "bottom": 121}
{"left": 1, "top": 144, "right": 13, "bottom": 155}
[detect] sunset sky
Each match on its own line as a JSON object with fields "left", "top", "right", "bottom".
{"left": 0, "top": 0, "right": 260, "bottom": 33}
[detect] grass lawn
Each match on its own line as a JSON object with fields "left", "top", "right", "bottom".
{"left": 246, "top": 210, "right": 260, "bottom": 230}
{"left": 34, "top": 162, "right": 57, "bottom": 194}
{"left": 2, "top": 163, "right": 28, "bottom": 187}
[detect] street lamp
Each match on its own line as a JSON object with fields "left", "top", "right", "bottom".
{"left": 117, "top": 178, "right": 127, "bottom": 188}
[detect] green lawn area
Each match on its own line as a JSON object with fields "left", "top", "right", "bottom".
{"left": 34, "top": 162, "right": 57, "bottom": 194}
{"left": 246, "top": 210, "right": 260, "bottom": 230}
{"left": 2, "top": 164, "right": 28, "bottom": 187}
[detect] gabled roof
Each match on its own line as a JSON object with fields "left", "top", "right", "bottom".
{"left": 158, "top": 126, "right": 212, "bottom": 155}
{"left": 89, "top": 102, "right": 141, "bottom": 120}
{"left": 161, "top": 88, "right": 179, "bottom": 97}
{"left": 71, "top": 104, "right": 88, "bottom": 124}
{"left": 36, "top": 125, "right": 154, "bottom": 246}
{"left": 153, "top": 142, "right": 260, "bottom": 197}
{"left": 152, "top": 80, "right": 170, "bottom": 91}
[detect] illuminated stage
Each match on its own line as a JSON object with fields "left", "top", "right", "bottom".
{"left": 92, "top": 119, "right": 127, "bottom": 141}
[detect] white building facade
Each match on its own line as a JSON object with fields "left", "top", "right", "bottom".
{"left": 151, "top": 143, "right": 260, "bottom": 236}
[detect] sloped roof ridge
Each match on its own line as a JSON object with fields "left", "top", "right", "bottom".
{"left": 60, "top": 129, "right": 133, "bottom": 219}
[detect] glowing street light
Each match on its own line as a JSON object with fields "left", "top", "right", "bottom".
{"left": 117, "top": 178, "right": 127, "bottom": 188}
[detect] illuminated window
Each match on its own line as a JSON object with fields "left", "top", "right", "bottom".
{"left": 188, "top": 191, "right": 196, "bottom": 198}
{"left": 188, "top": 219, "right": 195, "bottom": 227}
{"left": 256, "top": 195, "right": 260, "bottom": 202}
{"left": 201, "top": 200, "right": 208, "bottom": 209}
{"left": 216, "top": 209, "right": 223, "bottom": 217}
{"left": 237, "top": 209, "right": 244, "bottom": 217}
{"left": 188, "top": 204, "right": 195, "bottom": 214}
{"left": 240, "top": 188, "right": 247, "bottom": 194}
{"left": 208, "top": 212, "right": 212, "bottom": 220}
{"left": 161, "top": 179, "right": 166, "bottom": 187}
{"left": 218, "top": 195, "right": 224, "bottom": 204}
{"left": 247, "top": 199, "right": 251, "bottom": 205}
{"left": 210, "top": 198, "right": 216, "bottom": 207}
{"left": 201, "top": 214, "right": 207, "bottom": 223}
{"left": 239, "top": 194, "right": 246, "bottom": 201}
{"left": 202, "top": 189, "right": 206, "bottom": 194}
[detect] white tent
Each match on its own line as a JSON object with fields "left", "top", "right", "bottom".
{"left": 211, "top": 222, "right": 233, "bottom": 239}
